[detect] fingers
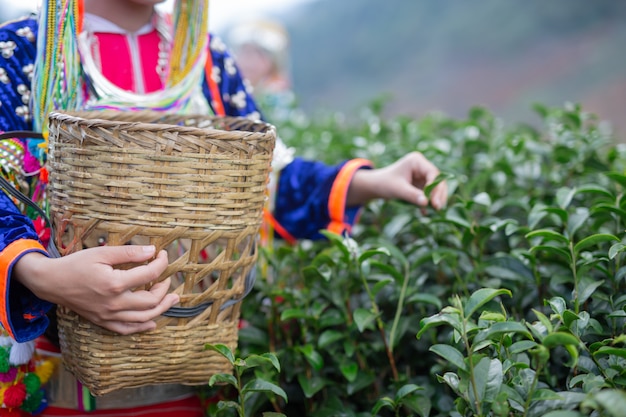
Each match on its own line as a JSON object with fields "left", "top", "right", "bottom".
{"left": 56, "top": 246, "right": 177, "bottom": 335}
{"left": 109, "top": 248, "right": 170, "bottom": 289}
{"left": 94, "top": 244, "right": 160, "bottom": 263}
{"left": 401, "top": 152, "right": 448, "bottom": 210}
{"left": 75, "top": 277, "right": 179, "bottom": 335}
{"left": 429, "top": 181, "right": 448, "bottom": 210}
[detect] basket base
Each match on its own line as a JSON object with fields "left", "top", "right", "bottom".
{"left": 57, "top": 307, "right": 239, "bottom": 396}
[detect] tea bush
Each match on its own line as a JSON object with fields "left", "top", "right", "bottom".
{"left": 227, "top": 102, "right": 626, "bottom": 417}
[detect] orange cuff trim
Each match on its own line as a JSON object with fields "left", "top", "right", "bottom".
{"left": 0, "top": 240, "right": 47, "bottom": 339}
{"left": 327, "top": 158, "right": 374, "bottom": 235}
{"left": 263, "top": 208, "right": 297, "bottom": 245}
{"left": 205, "top": 37, "right": 226, "bottom": 117}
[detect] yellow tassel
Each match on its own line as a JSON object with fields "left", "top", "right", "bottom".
{"left": 34, "top": 359, "right": 56, "bottom": 385}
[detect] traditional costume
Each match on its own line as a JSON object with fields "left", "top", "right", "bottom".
{"left": 0, "top": 0, "right": 371, "bottom": 414}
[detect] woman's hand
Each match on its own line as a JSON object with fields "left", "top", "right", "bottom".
{"left": 347, "top": 151, "right": 448, "bottom": 210}
{"left": 13, "top": 245, "right": 178, "bottom": 335}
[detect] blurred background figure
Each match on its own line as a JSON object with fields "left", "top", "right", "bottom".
{"left": 0, "top": 0, "right": 37, "bottom": 22}
{"left": 228, "top": 19, "right": 297, "bottom": 122}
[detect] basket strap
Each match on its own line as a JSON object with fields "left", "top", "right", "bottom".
{"left": 162, "top": 254, "right": 257, "bottom": 318}
{"left": 0, "top": 131, "right": 45, "bottom": 141}
{"left": 0, "top": 173, "right": 61, "bottom": 259}
{"left": 0, "top": 130, "right": 61, "bottom": 258}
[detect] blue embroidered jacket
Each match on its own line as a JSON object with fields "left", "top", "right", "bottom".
{"left": 0, "top": 16, "right": 371, "bottom": 342}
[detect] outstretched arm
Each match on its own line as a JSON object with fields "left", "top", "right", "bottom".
{"left": 346, "top": 151, "right": 448, "bottom": 210}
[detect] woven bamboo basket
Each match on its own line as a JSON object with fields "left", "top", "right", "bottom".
{"left": 46, "top": 110, "right": 276, "bottom": 395}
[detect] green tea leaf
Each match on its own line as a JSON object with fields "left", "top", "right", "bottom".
{"left": 473, "top": 321, "right": 534, "bottom": 345}
{"left": 297, "top": 344, "right": 324, "bottom": 370}
{"left": 593, "top": 389, "right": 626, "bottom": 417}
{"left": 396, "top": 383, "right": 422, "bottom": 400}
{"left": 340, "top": 361, "right": 358, "bottom": 382}
{"left": 543, "top": 332, "right": 579, "bottom": 349}
{"left": 566, "top": 207, "right": 589, "bottom": 238}
{"left": 242, "top": 379, "right": 288, "bottom": 402}
{"left": 529, "top": 245, "right": 572, "bottom": 262}
{"left": 209, "top": 373, "right": 237, "bottom": 388}
{"left": 593, "top": 346, "right": 626, "bottom": 359}
{"left": 205, "top": 343, "right": 235, "bottom": 364}
{"left": 574, "top": 233, "right": 620, "bottom": 254}
{"left": 280, "top": 308, "right": 309, "bottom": 321}
{"left": 509, "top": 340, "right": 539, "bottom": 354}
{"left": 297, "top": 374, "right": 326, "bottom": 398}
{"left": 371, "top": 397, "right": 395, "bottom": 415}
{"left": 358, "top": 247, "right": 390, "bottom": 263}
{"left": 407, "top": 293, "right": 443, "bottom": 309}
{"left": 353, "top": 308, "right": 377, "bottom": 332}
{"left": 471, "top": 357, "right": 503, "bottom": 405}
{"left": 417, "top": 311, "right": 463, "bottom": 338}
{"left": 556, "top": 187, "right": 576, "bottom": 209}
{"left": 318, "top": 330, "right": 344, "bottom": 349}
{"left": 429, "top": 344, "right": 467, "bottom": 371}
{"left": 609, "top": 243, "right": 626, "bottom": 260}
{"left": 464, "top": 288, "right": 512, "bottom": 318}
{"left": 526, "top": 229, "right": 569, "bottom": 245}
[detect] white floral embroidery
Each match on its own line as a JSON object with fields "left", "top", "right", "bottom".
{"left": 22, "top": 63, "right": 34, "bottom": 81}
{"left": 0, "top": 41, "right": 16, "bottom": 59}
{"left": 230, "top": 90, "right": 248, "bottom": 109}
{"left": 210, "top": 36, "right": 227, "bottom": 53}
{"left": 17, "top": 84, "right": 30, "bottom": 104}
{"left": 16, "top": 26, "right": 35, "bottom": 42}
{"left": 211, "top": 65, "right": 222, "bottom": 84}
{"left": 15, "top": 105, "right": 31, "bottom": 122}
{"left": 243, "top": 78, "right": 254, "bottom": 95}
{"left": 0, "top": 68, "right": 10, "bottom": 84}
{"left": 224, "top": 56, "right": 237, "bottom": 76}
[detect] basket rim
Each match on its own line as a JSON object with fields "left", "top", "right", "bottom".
{"left": 48, "top": 110, "right": 277, "bottom": 138}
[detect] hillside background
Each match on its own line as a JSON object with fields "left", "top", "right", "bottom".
{"left": 223, "top": 0, "right": 626, "bottom": 139}
{"left": 2, "top": 1, "right": 624, "bottom": 139}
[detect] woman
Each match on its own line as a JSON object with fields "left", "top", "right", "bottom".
{"left": 0, "top": 0, "right": 447, "bottom": 415}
